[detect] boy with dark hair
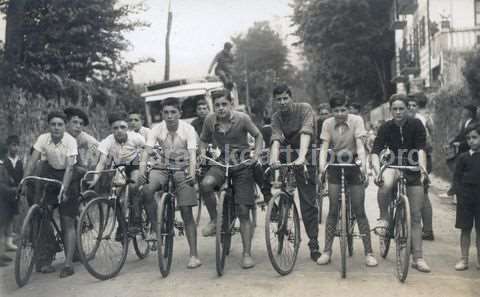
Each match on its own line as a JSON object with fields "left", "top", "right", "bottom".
{"left": 348, "top": 102, "right": 362, "bottom": 115}
{"left": 208, "top": 42, "right": 234, "bottom": 90}
{"left": 24, "top": 111, "right": 82, "bottom": 277}
{"left": 270, "top": 83, "right": 321, "bottom": 262}
{"left": 199, "top": 91, "right": 263, "bottom": 268}
{"left": 64, "top": 107, "right": 99, "bottom": 169}
{"left": 317, "top": 94, "right": 377, "bottom": 266}
{"left": 453, "top": 124, "right": 480, "bottom": 270}
{"left": 139, "top": 96, "right": 201, "bottom": 269}
{"left": 191, "top": 98, "right": 210, "bottom": 136}
{"left": 128, "top": 110, "right": 150, "bottom": 141}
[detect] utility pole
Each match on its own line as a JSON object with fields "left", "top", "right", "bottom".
{"left": 164, "top": 0, "right": 173, "bottom": 81}
{"left": 244, "top": 55, "right": 252, "bottom": 114}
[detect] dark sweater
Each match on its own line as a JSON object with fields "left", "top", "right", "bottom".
{"left": 454, "top": 151, "right": 480, "bottom": 187}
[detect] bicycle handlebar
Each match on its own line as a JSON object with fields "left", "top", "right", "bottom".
{"left": 17, "top": 176, "right": 65, "bottom": 204}
{"left": 377, "top": 164, "right": 430, "bottom": 184}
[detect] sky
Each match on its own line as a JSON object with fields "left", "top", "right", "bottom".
{"left": 123, "top": 0, "right": 297, "bottom": 83}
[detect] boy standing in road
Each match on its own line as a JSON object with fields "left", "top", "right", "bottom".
{"left": 269, "top": 83, "right": 321, "bottom": 262}
{"left": 453, "top": 124, "right": 480, "bottom": 271}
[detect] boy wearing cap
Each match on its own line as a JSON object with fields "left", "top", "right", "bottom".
{"left": 24, "top": 111, "right": 83, "bottom": 277}
{"left": 64, "top": 107, "right": 99, "bottom": 169}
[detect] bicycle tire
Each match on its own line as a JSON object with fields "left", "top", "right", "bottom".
{"left": 340, "top": 191, "right": 347, "bottom": 278}
{"left": 15, "top": 204, "right": 42, "bottom": 287}
{"left": 216, "top": 191, "right": 230, "bottom": 276}
{"left": 265, "top": 193, "right": 301, "bottom": 276}
{"left": 133, "top": 207, "right": 150, "bottom": 260}
{"left": 157, "top": 193, "right": 175, "bottom": 277}
{"left": 379, "top": 202, "right": 394, "bottom": 258}
{"left": 77, "top": 198, "right": 128, "bottom": 280}
{"left": 395, "top": 194, "right": 411, "bottom": 283}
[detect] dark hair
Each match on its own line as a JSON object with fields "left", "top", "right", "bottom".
{"left": 410, "top": 93, "right": 428, "bottom": 108}
{"left": 224, "top": 42, "right": 233, "bottom": 50}
{"left": 264, "top": 117, "right": 271, "bottom": 125}
{"left": 272, "top": 83, "right": 292, "bottom": 97}
{"left": 6, "top": 135, "right": 19, "bottom": 145}
{"left": 108, "top": 111, "right": 128, "bottom": 125}
{"left": 127, "top": 109, "right": 144, "bottom": 118}
{"left": 329, "top": 93, "right": 348, "bottom": 109}
{"left": 388, "top": 93, "right": 409, "bottom": 107}
{"left": 196, "top": 98, "right": 208, "bottom": 109}
{"left": 47, "top": 111, "right": 67, "bottom": 123}
{"left": 464, "top": 104, "right": 478, "bottom": 120}
{"left": 349, "top": 102, "right": 362, "bottom": 111}
{"left": 161, "top": 97, "right": 182, "bottom": 111}
{"left": 64, "top": 107, "right": 89, "bottom": 125}
{"left": 465, "top": 123, "right": 480, "bottom": 136}
{"left": 211, "top": 89, "right": 232, "bottom": 103}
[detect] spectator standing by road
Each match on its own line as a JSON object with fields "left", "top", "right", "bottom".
{"left": 208, "top": 42, "right": 235, "bottom": 90}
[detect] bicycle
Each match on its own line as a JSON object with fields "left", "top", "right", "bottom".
{"left": 14, "top": 176, "right": 65, "bottom": 287}
{"left": 76, "top": 164, "right": 150, "bottom": 280}
{"left": 321, "top": 161, "right": 364, "bottom": 279}
{"left": 202, "top": 156, "right": 257, "bottom": 276}
{"left": 147, "top": 164, "right": 194, "bottom": 277}
{"left": 264, "top": 163, "right": 302, "bottom": 276}
{"left": 375, "top": 164, "right": 428, "bottom": 282}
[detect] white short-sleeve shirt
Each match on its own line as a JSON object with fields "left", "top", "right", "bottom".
{"left": 146, "top": 120, "right": 198, "bottom": 163}
{"left": 33, "top": 132, "right": 78, "bottom": 170}
{"left": 76, "top": 131, "right": 99, "bottom": 168}
{"left": 97, "top": 131, "right": 145, "bottom": 164}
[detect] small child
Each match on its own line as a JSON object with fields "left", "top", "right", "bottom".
{"left": 453, "top": 123, "right": 480, "bottom": 270}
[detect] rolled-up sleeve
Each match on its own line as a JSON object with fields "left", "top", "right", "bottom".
{"left": 270, "top": 113, "right": 285, "bottom": 145}
{"left": 200, "top": 115, "right": 214, "bottom": 144}
{"left": 298, "top": 105, "right": 314, "bottom": 136}
{"left": 372, "top": 125, "right": 386, "bottom": 155}
{"left": 320, "top": 118, "right": 332, "bottom": 143}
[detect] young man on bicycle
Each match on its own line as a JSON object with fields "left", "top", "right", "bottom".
{"left": 139, "top": 97, "right": 202, "bottom": 269}
{"left": 199, "top": 90, "right": 263, "bottom": 269}
{"left": 24, "top": 111, "right": 83, "bottom": 278}
{"left": 64, "top": 107, "right": 99, "bottom": 169}
{"left": 269, "top": 83, "right": 321, "bottom": 262}
{"left": 316, "top": 94, "right": 377, "bottom": 267}
{"left": 89, "top": 112, "right": 145, "bottom": 227}
{"left": 372, "top": 94, "right": 431, "bottom": 272}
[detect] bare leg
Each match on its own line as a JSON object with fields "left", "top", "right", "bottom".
{"left": 180, "top": 207, "right": 198, "bottom": 257}
{"left": 60, "top": 216, "right": 76, "bottom": 270}
{"left": 238, "top": 205, "right": 253, "bottom": 257}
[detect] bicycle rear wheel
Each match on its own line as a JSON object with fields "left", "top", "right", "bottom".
{"left": 133, "top": 207, "right": 150, "bottom": 259}
{"left": 15, "top": 204, "right": 42, "bottom": 287}
{"left": 340, "top": 191, "right": 347, "bottom": 278}
{"left": 395, "top": 194, "right": 411, "bottom": 282}
{"left": 157, "top": 193, "right": 175, "bottom": 277}
{"left": 77, "top": 198, "right": 128, "bottom": 280}
{"left": 265, "top": 193, "right": 301, "bottom": 276}
{"left": 216, "top": 191, "right": 232, "bottom": 276}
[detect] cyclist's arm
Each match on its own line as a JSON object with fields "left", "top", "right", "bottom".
{"left": 61, "top": 156, "right": 76, "bottom": 194}
{"left": 188, "top": 148, "right": 197, "bottom": 178}
{"left": 244, "top": 114, "right": 263, "bottom": 161}
{"left": 318, "top": 140, "right": 330, "bottom": 175}
{"left": 139, "top": 146, "right": 153, "bottom": 176}
{"left": 90, "top": 153, "right": 109, "bottom": 186}
{"left": 418, "top": 149, "right": 427, "bottom": 175}
{"left": 297, "top": 134, "right": 311, "bottom": 163}
{"left": 356, "top": 137, "right": 367, "bottom": 175}
{"left": 24, "top": 149, "right": 41, "bottom": 178}
{"left": 270, "top": 140, "right": 280, "bottom": 165}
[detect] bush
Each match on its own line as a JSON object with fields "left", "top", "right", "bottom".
{"left": 430, "top": 84, "right": 474, "bottom": 179}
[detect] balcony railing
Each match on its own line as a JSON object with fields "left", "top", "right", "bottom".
{"left": 432, "top": 27, "right": 480, "bottom": 59}
{"left": 396, "top": 0, "right": 417, "bottom": 15}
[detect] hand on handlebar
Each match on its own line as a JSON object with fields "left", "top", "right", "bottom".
{"left": 292, "top": 157, "right": 306, "bottom": 167}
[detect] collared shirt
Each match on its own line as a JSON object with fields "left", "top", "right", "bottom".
{"left": 134, "top": 126, "right": 150, "bottom": 141}
{"left": 455, "top": 150, "right": 480, "bottom": 186}
{"left": 320, "top": 114, "right": 366, "bottom": 157}
{"left": 33, "top": 133, "right": 78, "bottom": 170}
{"left": 98, "top": 131, "right": 145, "bottom": 165}
{"left": 7, "top": 156, "right": 20, "bottom": 168}
{"left": 76, "top": 131, "right": 99, "bottom": 168}
{"left": 201, "top": 111, "right": 260, "bottom": 153}
{"left": 147, "top": 120, "right": 198, "bottom": 164}
{"left": 271, "top": 103, "right": 315, "bottom": 149}
{"left": 372, "top": 117, "right": 426, "bottom": 166}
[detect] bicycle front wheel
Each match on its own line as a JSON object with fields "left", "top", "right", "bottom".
{"left": 157, "top": 193, "right": 175, "bottom": 277}
{"left": 133, "top": 207, "right": 150, "bottom": 259}
{"left": 340, "top": 191, "right": 347, "bottom": 279}
{"left": 379, "top": 202, "right": 394, "bottom": 259}
{"left": 15, "top": 204, "right": 42, "bottom": 287}
{"left": 395, "top": 194, "right": 411, "bottom": 282}
{"left": 216, "top": 191, "right": 232, "bottom": 276}
{"left": 77, "top": 198, "right": 128, "bottom": 280}
{"left": 265, "top": 193, "right": 301, "bottom": 276}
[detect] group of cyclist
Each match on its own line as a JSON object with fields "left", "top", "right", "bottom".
{"left": 13, "top": 75, "right": 446, "bottom": 280}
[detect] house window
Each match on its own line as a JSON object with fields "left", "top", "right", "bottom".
{"left": 476, "top": 0, "right": 480, "bottom": 25}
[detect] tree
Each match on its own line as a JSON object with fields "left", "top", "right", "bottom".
{"left": 0, "top": 0, "right": 149, "bottom": 106}
{"left": 231, "top": 21, "right": 295, "bottom": 121}
{"left": 292, "top": 0, "right": 395, "bottom": 105}
{"left": 463, "top": 49, "right": 480, "bottom": 104}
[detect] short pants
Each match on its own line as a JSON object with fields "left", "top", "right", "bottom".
{"left": 455, "top": 185, "right": 480, "bottom": 230}
{"left": 147, "top": 169, "right": 197, "bottom": 207}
